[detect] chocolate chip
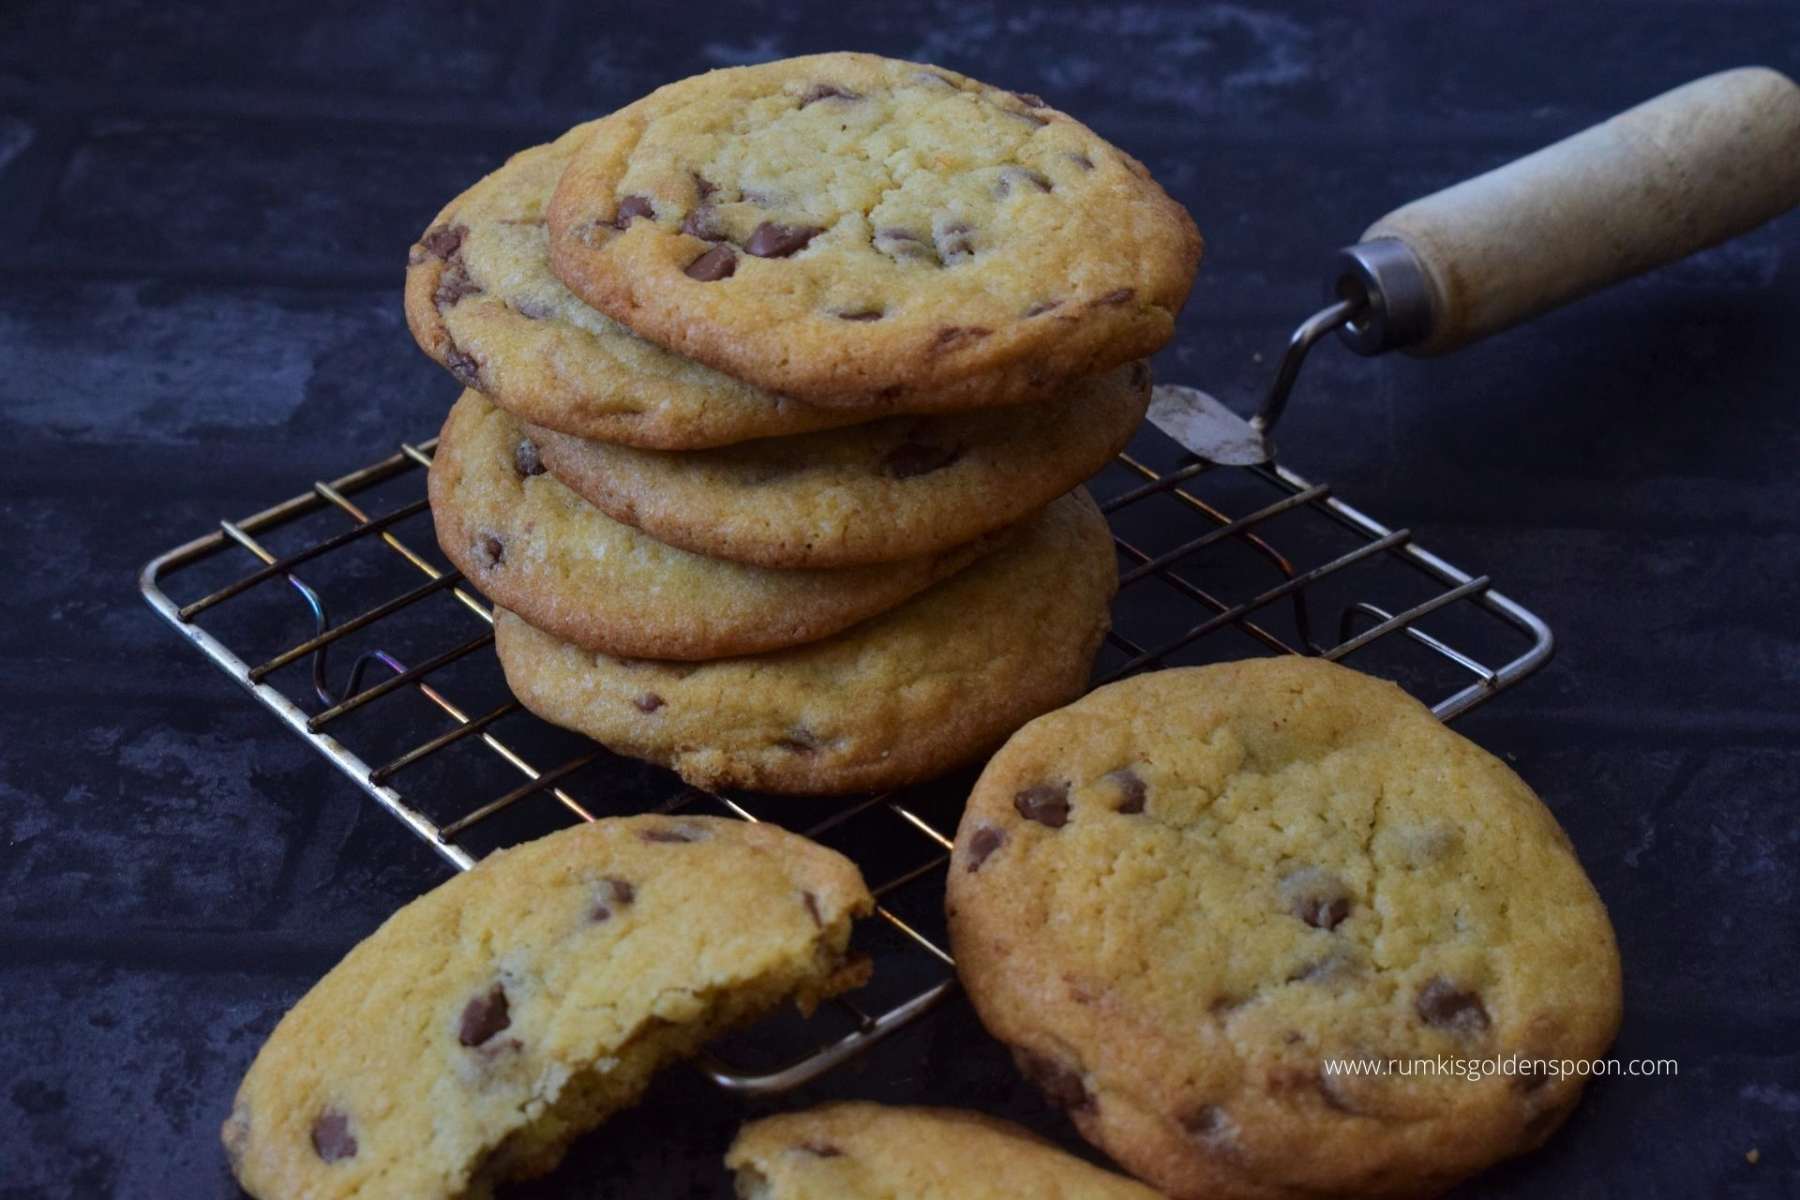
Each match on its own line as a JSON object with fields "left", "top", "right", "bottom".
{"left": 1095, "top": 288, "right": 1136, "bottom": 305}
{"left": 641, "top": 826, "right": 701, "bottom": 843}
{"left": 833, "top": 307, "right": 884, "bottom": 321}
{"left": 1013, "top": 91, "right": 1049, "bottom": 109}
{"left": 458, "top": 985, "right": 511, "bottom": 1047}
{"left": 745, "top": 221, "right": 823, "bottom": 258}
{"left": 420, "top": 224, "right": 465, "bottom": 260}
{"left": 966, "top": 825, "right": 1005, "bottom": 872}
{"left": 776, "top": 729, "right": 821, "bottom": 754}
{"left": 880, "top": 440, "right": 962, "bottom": 479}
{"left": 803, "top": 891, "right": 822, "bottom": 927}
{"left": 682, "top": 204, "right": 725, "bottom": 241}
{"left": 633, "top": 692, "right": 665, "bottom": 713}
{"left": 1180, "top": 1104, "right": 1235, "bottom": 1145}
{"left": 1107, "top": 768, "right": 1147, "bottom": 814}
{"left": 930, "top": 325, "right": 991, "bottom": 354}
{"left": 611, "top": 194, "right": 655, "bottom": 229}
{"left": 479, "top": 535, "right": 504, "bottom": 568}
{"left": 685, "top": 245, "right": 737, "bottom": 280}
{"left": 933, "top": 222, "right": 976, "bottom": 264}
{"left": 1416, "top": 978, "right": 1491, "bottom": 1034}
{"left": 1280, "top": 867, "right": 1352, "bottom": 931}
{"left": 694, "top": 174, "right": 718, "bottom": 200}
{"left": 444, "top": 347, "right": 481, "bottom": 387}
{"left": 800, "top": 1142, "right": 844, "bottom": 1157}
{"left": 1014, "top": 782, "right": 1070, "bottom": 828}
{"left": 514, "top": 439, "right": 545, "bottom": 477}
{"left": 310, "top": 1108, "right": 357, "bottom": 1163}
{"left": 434, "top": 258, "right": 482, "bottom": 307}
{"left": 874, "top": 227, "right": 936, "bottom": 264}
{"left": 513, "top": 298, "right": 553, "bottom": 320}
{"left": 995, "top": 166, "right": 1051, "bottom": 197}
{"left": 1068, "top": 152, "right": 1095, "bottom": 171}
{"left": 1016, "top": 1049, "right": 1091, "bottom": 1111}
{"left": 593, "top": 876, "right": 635, "bottom": 921}
{"left": 1024, "top": 299, "right": 1062, "bottom": 317}
{"left": 800, "top": 83, "right": 860, "bottom": 106}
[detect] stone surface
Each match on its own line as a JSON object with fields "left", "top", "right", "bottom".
{"left": 1, "top": 3, "right": 1797, "bottom": 1197}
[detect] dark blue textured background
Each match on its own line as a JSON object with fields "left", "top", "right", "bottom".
{"left": 2, "top": 3, "right": 1798, "bottom": 1197}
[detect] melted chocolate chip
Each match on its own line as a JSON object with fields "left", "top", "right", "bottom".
{"left": 310, "top": 1108, "right": 357, "bottom": 1163}
{"left": 593, "top": 876, "right": 635, "bottom": 921}
{"left": 514, "top": 439, "right": 545, "bottom": 478}
{"left": 434, "top": 259, "right": 482, "bottom": 307}
{"left": 1095, "top": 288, "right": 1136, "bottom": 305}
{"left": 1180, "top": 1104, "right": 1234, "bottom": 1143}
{"left": 444, "top": 347, "right": 481, "bottom": 387}
{"left": 685, "top": 245, "right": 737, "bottom": 281}
{"left": 995, "top": 166, "right": 1051, "bottom": 198}
{"left": 1068, "top": 152, "right": 1095, "bottom": 171}
{"left": 880, "top": 440, "right": 962, "bottom": 479}
{"left": 930, "top": 325, "right": 991, "bottom": 354}
{"left": 874, "top": 227, "right": 936, "bottom": 264}
{"left": 1107, "top": 767, "right": 1147, "bottom": 814}
{"left": 933, "top": 222, "right": 976, "bottom": 264}
{"left": 966, "top": 825, "right": 1005, "bottom": 872}
{"left": 1017, "top": 1049, "right": 1091, "bottom": 1111}
{"left": 800, "top": 83, "right": 860, "bottom": 106}
{"left": 641, "top": 826, "right": 700, "bottom": 844}
{"left": 800, "top": 1142, "right": 844, "bottom": 1157}
{"left": 693, "top": 174, "right": 718, "bottom": 200}
{"left": 682, "top": 204, "right": 725, "bottom": 241}
{"left": 420, "top": 225, "right": 465, "bottom": 260}
{"left": 479, "top": 535, "right": 504, "bottom": 568}
{"left": 611, "top": 194, "right": 656, "bottom": 229}
{"left": 1014, "top": 782, "right": 1071, "bottom": 828}
{"left": 803, "top": 891, "right": 822, "bottom": 927}
{"left": 1416, "top": 978, "right": 1491, "bottom": 1034}
{"left": 633, "top": 692, "right": 665, "bottom": 713}
{"left": 1280, "top": 867, "right": 1352, "bottom": 931}
{"left": 1024, "top": 299, "right": 1063, "bottom": 317}
{"left": 458, "top": 985, "right": 511, "bottom": 1047}
{"left": 745, "top": 221, "right": 823, "bottom": 258}
{"left": 834, "top": 307, "right": 884, "bottom": 321}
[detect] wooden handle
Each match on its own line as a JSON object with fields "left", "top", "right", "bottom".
{"left": 1364, "top": 67, "right": 1800, "bottom": 355}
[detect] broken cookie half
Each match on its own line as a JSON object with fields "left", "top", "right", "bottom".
{"left": 222, "top": 816, "right": 872, "bottom": 1200}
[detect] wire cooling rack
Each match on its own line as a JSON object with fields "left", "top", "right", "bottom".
{"left": 138, "top": 416, "right": 1551, "bottom": 1093}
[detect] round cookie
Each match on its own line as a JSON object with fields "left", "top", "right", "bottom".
{"left": 946, "top": 658, "right": 1623, "bottom": 1200}
{"left": 223, "top": 816, "right": 872, "bottom": 1200}
{"left": 727, "top": 1102, "right": 1162, "bottom": 1199}
{"left": 492, "top": 490, "right": 1116, "bottom": 795}
{"left": 530, "top": 361, "right": 1149, "bottom": 568}
{"left": 547, "top": 52, "right": 1201, "bottom": 410}
{"left": 428, "top": 391, "right": 998, "bottom": 660}
{"left": 405, "top": 123, "right": 874, "bottom": 449}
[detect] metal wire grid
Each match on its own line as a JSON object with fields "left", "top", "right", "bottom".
{"left": 137, "top": 424, "right": 1552, "bottom": 1094}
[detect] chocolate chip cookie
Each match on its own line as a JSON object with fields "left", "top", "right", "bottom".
{"left": 428, "top": 391, "right": 998, "bottom": 659}
{"left": 547, "top": 52, "right": 1201, "bottom": 410}
{"left": 728, "top": 1102, "right": 1162, "bottom": 1198}
{"left": 947, "top": 658, "right": 1623, "bottom": 1200}
{"left": 406, "top": 123, "right": 874, "bottom": 449}
{"left": 492, "top": 490, "right": 1116, "bottom": 795}
{"left": 222, "top": 816, "right": 872, "bottom": 1200}
{"left": 529, "top": 362, "right": 1148, "bottom": 568}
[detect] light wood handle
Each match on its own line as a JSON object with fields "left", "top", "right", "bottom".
{"left": 1364, "top": 67, "right": 1800, "bottom": 355}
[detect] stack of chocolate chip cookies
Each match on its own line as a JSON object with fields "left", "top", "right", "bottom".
{"left": 406, "top": 52, "right": 1203, "bottom": 796}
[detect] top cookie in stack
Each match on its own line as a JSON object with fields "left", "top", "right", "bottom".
{"left": 405, "top": 52, "right": 1201, "bottom": 795}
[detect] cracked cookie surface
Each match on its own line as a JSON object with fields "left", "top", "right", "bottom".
{"left": 405, "top": 123, "right": 877, "bottom": 449}
{"left": 222, "top": 816, "right": 872, "bottom": 1200}
{"left": 727, "top": 1102, "right": 1162, "bottom": 1198}
{"left": 530, "top": 361, "right": 1148, "bottom": 568}
{"left": 428, "top": 390, "right": 997, "bottom": 659}
{"left": 946, "top": 658, "right": 1622, "bottom": 1200}
{"left": 547, "top": 52, "right": 1201, "bottom": 410}
{"left": 492, "top": 489, "right": 1115, "bottom": 795}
